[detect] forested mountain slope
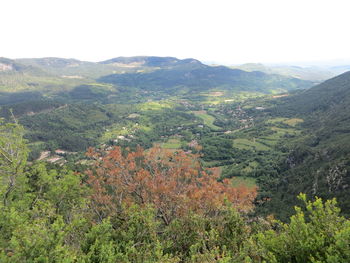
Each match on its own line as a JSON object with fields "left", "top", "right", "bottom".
{"left": 100, "top": 56, "right": 205, "bottom": 69}
{"left": 260, "top": 71, "right": 350, "bottom": 220}
{"left": 99, "top": 62, "right": 313, "bottom": 94}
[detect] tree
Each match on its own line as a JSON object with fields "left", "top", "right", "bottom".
{"left": 0, "top": 118, "right": 28, "bottom": 207}
{"left": 86, "top": 146, "right": 257, "bottom": 224}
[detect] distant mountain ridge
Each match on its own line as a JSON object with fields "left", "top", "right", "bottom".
{"left": 0, "top": 57, "right": 48, "bottom": 75}
{"left": 231, "top": 63, "right": 336, "bottom": 82}
{"left": 0, "top": 56, "right": 314, "bottom": 105}
{"left": 0, "top": 57, "right": 22, "bottom": 72}
{"left": 100, "top": 56, "right": 203, "bottom": 68}
{"left": 98, "top": 58, "right": 313, "bottom": 94}
{"left": 17, "top": 57, "right": 84, "bottom": 68}
{"left": 330, "top": 65, "right": 350, "bottom": 75}
{"left": 274, "top": 71, "right": 350, "bottom": 114}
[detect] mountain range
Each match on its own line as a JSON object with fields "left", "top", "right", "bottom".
{"left": 0, "top": 56, "right": 314, "bottom": 105}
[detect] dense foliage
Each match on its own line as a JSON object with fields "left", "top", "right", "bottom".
{"left": 258, "top": 72, "right": 350, "bottom": 220}
{"left": 1, "top": 121, "right": 350, "bottom": 262}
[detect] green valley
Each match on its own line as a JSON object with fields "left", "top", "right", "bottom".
{"left": 3, "top": 0, "right": 350, "bottom": 261}
{"left": 1, "top": 55, "right": 350, "bottom": 261}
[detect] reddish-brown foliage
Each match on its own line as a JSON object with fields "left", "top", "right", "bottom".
{"left": 86, "top": 146, "right": 257, "bottom": 224}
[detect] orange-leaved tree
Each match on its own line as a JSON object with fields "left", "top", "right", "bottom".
{"left": 86, "top": 146, "right": 256, "bottom": 224}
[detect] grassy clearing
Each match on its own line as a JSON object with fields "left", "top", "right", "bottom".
{"left": 161, "top": 138, "right": 182, "bottom": 149}
{"left": 258, "top": 130, "right": 283, "bottom": 146}
{"left": 257, "top": 138, "right": 278, "bottom": 147}
{"left": 252, "top": 124, "right": 301, "bottom": 148}
{"left": 154, "top": 138, "right": 182, "bottom": 150}
{"left": 266, "top": 117, "right": 288, "bottom": 124}
{"left": 267, "top": 117, "right": 304, "bottom": 127}
{"left": 140, "top": 101, "right": 172, "bottom": 111}
{"left": 268, "top": 88, "right": 288, "bottom": 94}
{"left": 192, "top": 111, "right": 221, "bottom": 130}
{"left": 233, "top": 138, "right": 271, "bottom": 151}
{"left": 283, "top": 118, "right": 304, "bottom": 126}
{"left": 199, "top": 91, "right": 265, "bottom": 105}
{"left": 271, "top": 126, "right": 300, "bottom": 135}
{"left": 258, "top": 125, "right": 299, "bottom": 142}
{"left": 207, "top": 91, "right": 224, "bottom": 97}
{"left": 255, "top": 127, "right": 299, "bottom": 147}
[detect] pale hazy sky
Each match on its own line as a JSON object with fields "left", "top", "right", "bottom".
{"left": 1, "top": 0, "right": 350, "bottom": 65}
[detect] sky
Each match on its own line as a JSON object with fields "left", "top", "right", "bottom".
{"left": 1, "top": 0, "right": 350, "bottom": 65}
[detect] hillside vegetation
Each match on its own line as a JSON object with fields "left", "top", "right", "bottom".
{"left": 257, "top": 71, "right": 350, "bottom": 219}
{"left": 1, "top": 58, "right": 350, "bottom": 221}
{"left": 1, "top": 55, "right": 350, "bottom": 261}
{"left": 1, "top": 122, "right": 350, "bottom": 262}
